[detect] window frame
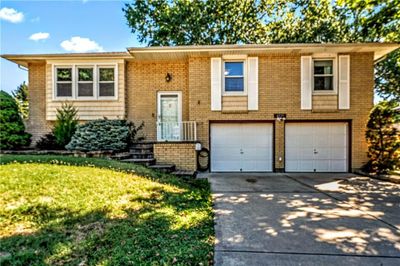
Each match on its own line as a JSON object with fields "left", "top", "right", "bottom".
{"left": 97, "top": 66, "right": 117, "bottom": 99}
{"left": 54, "top": 66, "right": 74, "bottom": 99}
{"left": 52, "top": 63, "right": 118, "bottom": 101}
{"left": 312, "top": 57, "right": 337, "bottom": 95}
{"left": 76, "top": 66, "right": 96, "bottom": 99}
{"left": 222, "top": 60, "right": 247, "bottom": 96}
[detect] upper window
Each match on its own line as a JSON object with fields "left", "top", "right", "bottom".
{"left": 224, "top": 61, "right": 244, "bottom": 93}
{"left": 77, "top": 67, "right": 94, "bottom": 97}
{"left": 98, "top": 68, "right": 115, "bottom": 97}
{"left": 313, "top": 60, "right": 334, "bottom": 91}
{"left": 56, "top": 68, "right": 73, "bottom": 97}
{"left": 53, "top": 64, "right": 117, "bottom": 100}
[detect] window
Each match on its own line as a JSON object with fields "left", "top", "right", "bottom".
{"left": 98, "top": 68, "right": 115, "bottom": 97}
{"left": 56, "top": 68, "right": 73, "bottom": 97}
{"left": 77, "top": 67, "right": 94, "bottom": 97}
{"left": 313, "top": 60, "right": 334, "bottom": 91}
{"left": 53, "top": 64, "right": 117, "bottom": 100}
{"left": 224, "top": 61, "right": 244, "bottom": 93}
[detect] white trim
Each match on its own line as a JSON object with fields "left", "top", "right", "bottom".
{"left": 52, "top": 63, "right": 118, "bottom": 101}
{"left": 222, "top": 60, "right": 247, "bottom": 96}
{"left": 76, "top": 66, "right": 96, "bottom": 100}
{"left": 338, "top": 55, "right": 351, "bottom": 109}
{"left": 157, "top": 91, "right": 183, "bottom": 141}
{"left": 311, "top": 57, "right": 338, "bottom": 95}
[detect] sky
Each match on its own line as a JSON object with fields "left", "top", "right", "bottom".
{"left": 0, "top": 0, "right": 141, "bottom": 93}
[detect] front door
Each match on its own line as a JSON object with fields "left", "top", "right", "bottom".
{"left": 157, "top": 92, "right": 182, "bottom": 141}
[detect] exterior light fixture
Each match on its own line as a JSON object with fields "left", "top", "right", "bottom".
{"left": 165, "top": 73, "right": 172, "bottom": 82}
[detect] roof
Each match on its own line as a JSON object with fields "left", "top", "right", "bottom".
{"left": 2, "top": 43, "right": 399, "bottom": 67}
{"left": 127, "top": 43, "right": 399, "bottom": 61}
{"left": 1, "top": 52, "right": 131, "bottom": 67}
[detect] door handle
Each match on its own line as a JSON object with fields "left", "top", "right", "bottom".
{"left": 240, "top": 149, "right": 244, "bottom": 154}
{"left": 313, "top": 149, "right": 318, "bottom": 154}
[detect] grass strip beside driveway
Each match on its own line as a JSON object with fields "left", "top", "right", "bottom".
{"left": 0, "top": 155, "right": 214, "bottom": 265}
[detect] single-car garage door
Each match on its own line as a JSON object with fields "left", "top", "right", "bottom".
{"left": 285, "top": 122, "right": 348, "bottom": 172}
{"left": 211, "top": 123, "right": 273, "bottom": 172}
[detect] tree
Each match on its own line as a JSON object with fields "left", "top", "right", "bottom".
{"left": 12, "top": 82, "right": 29, "bottom": 119}
{"left": 124, "top": 0, "right": 400, "bottom": 99}
{"left": 0, "top": 91, "right": 31, "bottom": 149}
{"left": 364, "top": 101, "right": 400, "bottom": 174}
{"left": 53, "top": 102, "right": 79, "bottom": 147}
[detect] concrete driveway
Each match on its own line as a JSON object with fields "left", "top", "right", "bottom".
{"left": 210, "top": 173, "right": 400, "bottom": 265}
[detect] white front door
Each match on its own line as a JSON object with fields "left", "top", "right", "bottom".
{"left": 211, "top": 123, "right": 273, "bottom": 172}
{"left": 157, "top": 92, "right": 182, "bottom": 141}
{"left": 285, "top": 122, "right": 348, "bottom": 172}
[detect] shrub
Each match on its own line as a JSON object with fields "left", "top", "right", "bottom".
{"left": 364, "top": 101, "right": 400, "bottom": 174}
{"left": 0, "top": 91, "right": 31, "bottom": 149}
{"left": 66, "top": 119, "right": 130, "bottom": 151}
{"left": 36, "top": 133, "right": 63, "bottom": 150}
{"left": 127, "top": 121, "right": 145, "bottom": 144}
{"left": 53, "top": 102, "right": 79, "bottom": 147}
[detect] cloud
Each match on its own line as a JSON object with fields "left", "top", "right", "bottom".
{"left": 0, "top": 7, "right": 24, "bottom": 23}
{"left": 60, "top": 36, "right": 104, "bottom": 53}
{"left": 29, "top": 32, "right": 50, "bottom": 41}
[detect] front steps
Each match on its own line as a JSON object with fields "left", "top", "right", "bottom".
{"left": 114, "top": 143, "right": 196, "bottom": 177}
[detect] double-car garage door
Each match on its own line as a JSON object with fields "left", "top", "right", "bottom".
{"left": 210, "top": 122, "right": 348, "bottom": 172}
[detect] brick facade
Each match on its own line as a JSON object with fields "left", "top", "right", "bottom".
{"left": 153, "top": 142, "right": 197, "bottom": 171}
{"left": 27, "top": 63, "right": 53, "bottom": 144}
{"left": 26, "top": 51, "right": 374, "bottom": 172}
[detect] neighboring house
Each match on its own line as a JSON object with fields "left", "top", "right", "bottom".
{"left": 2, "top": 43, "right": 399, "bottom": 172}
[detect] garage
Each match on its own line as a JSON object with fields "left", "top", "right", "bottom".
{"left": 210, "top": 123, "right": 273, "bottom": 172}
{"left": 285, "top": 122, "right": 349, "bottom": 172}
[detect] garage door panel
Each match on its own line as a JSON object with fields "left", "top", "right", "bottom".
{"left": 211, "top": 123, "right": 273, "bottom": 172}
{"left": 286, "top": 123, "right": 348, "bottom": 172}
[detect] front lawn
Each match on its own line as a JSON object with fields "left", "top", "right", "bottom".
{"left": 0, "top": 155, "right": 214, "bottom": 265}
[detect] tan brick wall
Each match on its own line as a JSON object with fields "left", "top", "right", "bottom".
{"left": 153, "top": 143, "right": 197, "bottom": 171}
{"left": 187, "top": 53, "right": 374, "bottom": 171}
{"left": 27, "top": 63, "right": 53, "bottom": 144}
{"left": 126, "top": 61, "right": 189, "bottom": 140}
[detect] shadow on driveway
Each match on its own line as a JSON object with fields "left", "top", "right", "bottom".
{"left": 211, "top": 173, "right": 400, "bottom": 266}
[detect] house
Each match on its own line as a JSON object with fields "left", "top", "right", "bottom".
{"left": 2, "top": 43, "right": 399, "bottom": 173}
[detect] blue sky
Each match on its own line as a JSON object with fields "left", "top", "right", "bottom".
{"left": 1, "top": 0, "right": 141, "bottom": 93}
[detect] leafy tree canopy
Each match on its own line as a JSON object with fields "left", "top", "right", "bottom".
{"left": 124, "top": 0, "right": 400, "bottom": 100}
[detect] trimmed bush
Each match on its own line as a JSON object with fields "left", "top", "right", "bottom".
{"left": 66, "top": 119, "right": 130, "bottom": 151}
{"left": 0, "top": 91, "right": 31, "bottom": 149}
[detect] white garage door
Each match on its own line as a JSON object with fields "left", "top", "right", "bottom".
{"left": 285, "top": 122, "right": 348, "bottom": 172}
{"left": 211, "top": 123, "right": 273, "bottom": 172}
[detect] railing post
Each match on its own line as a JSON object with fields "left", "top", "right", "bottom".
{"left": 194, "top": 121, "right": 197, "bottom": 141}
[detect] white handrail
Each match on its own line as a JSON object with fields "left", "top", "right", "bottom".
{"left": 157, "top": 121, "right": 197, "bottom": 141}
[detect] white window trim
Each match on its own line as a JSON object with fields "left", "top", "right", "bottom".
{"left": 76, "top": 66, "right": 96, "bottom": 100}
{"left": 52, "top": 63, "right": 118, "bottom": 101}
{"left": 97, "top": 66, "right": 117, "bottom": 100}
{"left": 54, "top": 65, "right": 74, "bottom": 100}
{"left": 312, "top": 57, "right": 337, "bottom": 95}
{"left": 223, "top": 60, "right": 247, "bottom": 96}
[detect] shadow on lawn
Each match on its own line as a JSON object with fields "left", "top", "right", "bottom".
{"left": 1, "top": 181, "right": 214, "bottom": 265}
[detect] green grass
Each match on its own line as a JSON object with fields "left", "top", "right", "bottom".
{"left": 0, "top": 155, "right": 214, "bottom": 265}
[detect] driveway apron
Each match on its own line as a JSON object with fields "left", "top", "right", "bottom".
{"left": 210, "top": 173, "right": 400, "bottom": 266}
